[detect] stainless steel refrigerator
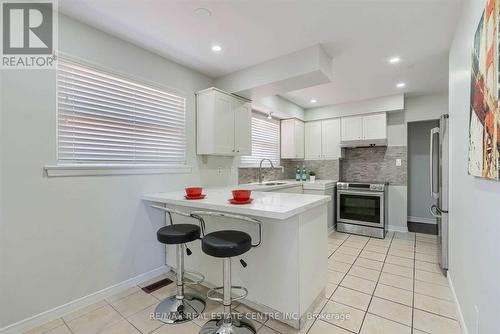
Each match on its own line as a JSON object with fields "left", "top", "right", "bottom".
{"left": 429, "top": 114, "right": 449, "bottom": 272}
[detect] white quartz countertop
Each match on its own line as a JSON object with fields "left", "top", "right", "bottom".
{"left": 240, "top": 179, "right": 337, "bottom": 191}
{"left": 143, "top": 186, "right": 330, "bottom": 220}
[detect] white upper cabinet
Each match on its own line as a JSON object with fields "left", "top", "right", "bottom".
{"left": 305, "top": 121, "right": 322, "bottom": 159}
{"left": 321, "top": 118, "right": 342, "bottom": 159}
{"left": 281, "top": 119, "right": 305, "bottom": 159}
{"left": 233, "top": 98, "right": 252, "bottom": 155}
{"left": 305, "top": 119, "right": 342, "bottom": 160}
{"left": 362, "top": 113, "right": 387, "bottom": 140}
{"left": 341, "top": 115, "right": 363, "bottom": 141}
{"left": 341, "top": 112, "right": 387, "bottom": 146}
{"left": 196, "top": 88, "right": 251, "bottom": 156}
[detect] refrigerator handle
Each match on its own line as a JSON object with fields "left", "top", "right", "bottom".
{"left": 430, "top": 127, "right": 440, "bottom": 199}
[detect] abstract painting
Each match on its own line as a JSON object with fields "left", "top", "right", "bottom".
{"left": 469, "top": 0, "right": 500, "bottom": 180}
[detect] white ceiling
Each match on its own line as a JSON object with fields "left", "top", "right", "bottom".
{"left": 59, "top": 0, "right": 461, "bottom": 107}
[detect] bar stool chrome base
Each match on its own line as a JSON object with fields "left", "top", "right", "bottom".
{"left": 154, "top": 293, "right": 205, "bottom": 324}
{"left": 199, "top": 316, "right": 256, "bottom": 334}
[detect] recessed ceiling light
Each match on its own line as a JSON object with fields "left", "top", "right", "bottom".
{"left": 211, "top": 45, "right": 222, "bottom": 52}
{"left": 396, "top": 82, "right": 406, "bottom": 88}
{"left": 310, "top": 99, "right": 317, "bottom": 103}
{"left": 389, "top": 57, "right": 401, "bottom": 64}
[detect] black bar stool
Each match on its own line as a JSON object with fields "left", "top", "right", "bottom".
{"left": 190, "top": 211, "right": 262, "bottom": 334}
{"left": 151, "top": 205, "right": 206, "bottom": 324}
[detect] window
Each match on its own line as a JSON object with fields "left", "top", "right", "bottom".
{"left": 56, "top": 57, "right": 186, "bottom": 166}
{"left": 240, "top": 112, "right": 280, "bottom": 166}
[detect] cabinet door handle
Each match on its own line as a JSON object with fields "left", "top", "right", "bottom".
{"left": 237, "top": 150, "right": 240, "bottom": 152}
{"left": 232, "top": 149, "right": 235, "bottom": 152}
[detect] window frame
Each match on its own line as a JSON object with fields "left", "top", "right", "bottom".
{"left": 239, "top": 111, "right": 282, "bottom": 168}
{"left": 45, "top": 54, "right": 191, "bottom": 177}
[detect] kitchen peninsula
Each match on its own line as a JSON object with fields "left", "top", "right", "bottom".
{"left": 143, "top": 187, "right": 330, "bottom": 329}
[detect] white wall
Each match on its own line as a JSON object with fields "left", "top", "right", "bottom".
{"left": 406, "top": 93, "right": 448, "bottom": 123}
{"left": 254, "top": 95, "right": 305, "bottom": 120}
{"left": 0, "top": 14, "right": 240, "bottom": 329}
{"left": 304, "top": 94, "right": 404, "bottom": 121}
{"left": 449, "top": 0, "right": 500, "bottom": 332}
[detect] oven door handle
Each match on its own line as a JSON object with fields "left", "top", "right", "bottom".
{"left": 337, "top": 189, "right": 384, "bottom": 197}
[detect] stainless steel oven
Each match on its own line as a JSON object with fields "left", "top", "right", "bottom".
{"left": 336, "top": 182, "right": 387, "bottom": 238}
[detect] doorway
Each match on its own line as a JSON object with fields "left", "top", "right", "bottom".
{"left": 407, "top": 120, "right": 439, "bottom": 234}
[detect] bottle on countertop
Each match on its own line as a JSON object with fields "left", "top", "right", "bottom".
{"left": 295, "top": 166, "right": 301, "bottom": 181}
{"left": 301, "top": 166, "right": 307, "bottom": 181}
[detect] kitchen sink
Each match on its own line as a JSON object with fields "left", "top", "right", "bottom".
{"left": 262, "top": 182, "right": 287, "bottom": 186}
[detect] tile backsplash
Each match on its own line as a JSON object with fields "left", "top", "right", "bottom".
{"left": 341, "top": 146, "right": 407, "bottom": 185}
{"left": 281, "top": 159, "right": 341, "bottom": 180}
{"left": 238, "top": 167, "right": 284, "bottom": 184}
{"left": 237, "top": 146, "right": 407, "bottom": 185}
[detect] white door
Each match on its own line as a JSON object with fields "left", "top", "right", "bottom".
{"left": 305, "top": 121, "right": 322, "bottom": 159}
{"left": 321, "top": 119, "right": 341, "bottom": 159}
{"left": 341, "top": 115, "right": 363, "bottom": 141}
{"left": 213, "top": 92, "right": 235, "bottom": 155}
{"left": 362, "top": 113, "right": 387, "bottom": 140}
{"left": 234, "top": 100, "right": 252, "bottom": 155}
{"left": 295, "top": 120, "right": 305, "bottom": 159}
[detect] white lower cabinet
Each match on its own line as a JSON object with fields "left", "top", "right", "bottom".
{"left": 269, "top": 185, "right": 334, "bottom": 229}
{"left": 272, "top": 185, "right": 303, "bottom": 194}
{"left": 303, "top": 188, "right": 335, "bottom": 230}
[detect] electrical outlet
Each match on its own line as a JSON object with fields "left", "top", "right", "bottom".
{"left": 396, "top": 159, "right": 402, "bottom": 166}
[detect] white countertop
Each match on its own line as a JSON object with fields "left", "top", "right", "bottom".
{"left": 240, "top": 179, "right": 337, "bottom": 191}
{"left": 143, "top": 186, "right": 330, "bottom": 220}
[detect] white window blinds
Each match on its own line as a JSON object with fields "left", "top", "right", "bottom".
{"left": 240, "top": 113, "right": 280, "bottom": 166}
{"left": 57, "top": 58, "right": 186, "bottom": 165}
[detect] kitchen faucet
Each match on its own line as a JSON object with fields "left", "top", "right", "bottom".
{"left": 258, "top": 158, "right": 275, "bottom": 184}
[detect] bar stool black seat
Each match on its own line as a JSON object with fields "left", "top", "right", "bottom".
{"left": 157, "top": 224, "right": 201, "bottom": 245}
{"left": 150, "top": 205, "right": 206, "bottom": 325}
{"left": 191, "top": 211, "right": 262, "bottom": 334}
{"left": 201, "top": 230, "right": 251, "bottom": 258}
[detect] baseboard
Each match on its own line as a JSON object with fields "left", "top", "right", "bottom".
{"left": 447, "top": 272, "right": 469, "bottom": 334}
{"left": 328, "top": 225, "right": 335, "bottom": 235}
{"left": 0, "top": 266, "right": 169, "bottom": 334}
{"left": 408, "top": 216, "right": 436, "bottom": 224}
{"left": 387, "top": 225, "right": 408, "bottom": 233}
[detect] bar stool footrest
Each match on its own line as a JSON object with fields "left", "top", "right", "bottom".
{"left": 207, "top": 286, "right": 248, "bottom": 303}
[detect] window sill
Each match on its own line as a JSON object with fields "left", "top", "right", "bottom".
{"left": 44, "top": 164, "right": 192, "bottom": 177}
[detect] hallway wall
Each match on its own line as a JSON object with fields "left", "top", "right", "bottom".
{"left": 448, "top": 0, "right": 500, "bottom": 332}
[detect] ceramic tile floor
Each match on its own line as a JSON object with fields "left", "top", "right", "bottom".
{"left": 22, "top": 231, "right": 463, "bottom": 334}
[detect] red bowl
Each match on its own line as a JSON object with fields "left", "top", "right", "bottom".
{"left": 232, "top": 189, "right": 251, "bottom": 201}
{"left": 185, "top": 187, "right": 203, "bottom": 197}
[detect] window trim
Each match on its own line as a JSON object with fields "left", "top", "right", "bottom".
{"left": 44, "top": 164, "right": 192, "bottom": 177}
{"left": 45, "top": 53, "right": 191, "bottom": 177}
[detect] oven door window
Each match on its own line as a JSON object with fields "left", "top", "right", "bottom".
{"left": 339, "top": 194, "right": 381, "bottom": 224}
